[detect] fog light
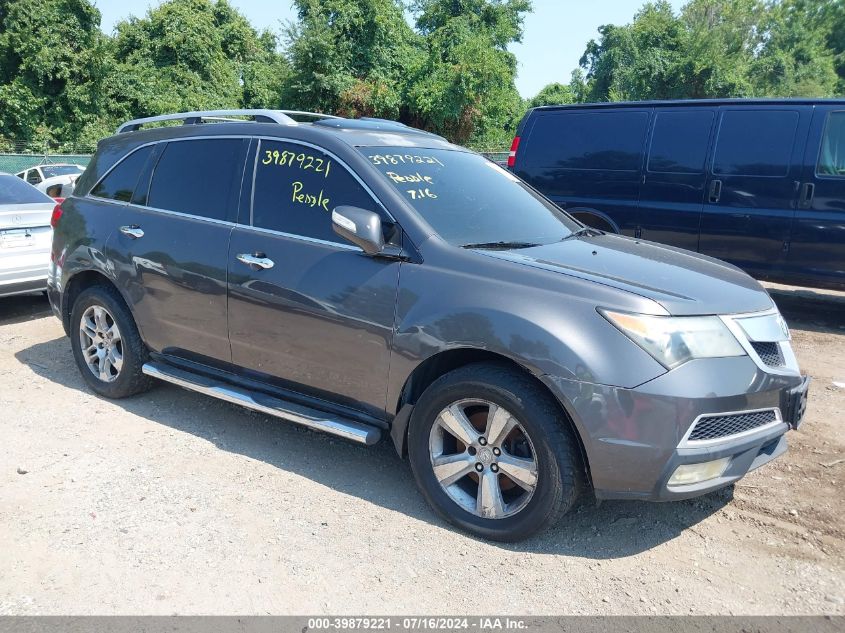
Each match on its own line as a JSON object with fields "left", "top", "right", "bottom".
{"left": 668, "top": 457, "right": 731, "bottom": 486}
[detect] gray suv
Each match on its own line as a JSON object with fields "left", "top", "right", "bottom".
{"left": 47, "top": 109, "right": 810, "bottom": 541}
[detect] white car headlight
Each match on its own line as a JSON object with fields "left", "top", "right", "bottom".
{"left": 601, "top": 310, "right": 746, "bottom": 369}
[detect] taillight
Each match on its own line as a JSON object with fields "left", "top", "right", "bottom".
{"left": 507, "top": 136, "right": 521, "bottom": 169}
{"left": 50, "top": 203, "right": 63, "bottom": 228}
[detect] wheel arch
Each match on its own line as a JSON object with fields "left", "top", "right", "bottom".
{"left": 567, "top": 207, "right": 620, "bottom": 234}
{"left": 389, "top": 347, "right": 592, "bottom": 489}
{"left": 62, "top": 270, "right": 132, "bottom": 336}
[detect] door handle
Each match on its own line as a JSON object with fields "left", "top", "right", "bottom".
{"left": 708, "top": 179, "right": 722, "bottom": 204}
{"left": 119, "top": 225, "right": 144, "bottom": 239}
{"left": 799, "top": 182, "right": 815, "bottom": 209}
{"left": 236, "top": 253, "right": 274, "bottom": 270}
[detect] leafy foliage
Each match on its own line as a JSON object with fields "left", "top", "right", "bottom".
{"left": 0, "top": 0, "right": 842, "bottom": 150}
{"left": 577, "top": 0, "right": 841, "bottom": 102}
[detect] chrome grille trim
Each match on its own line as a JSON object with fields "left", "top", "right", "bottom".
{"left": 679, "top": 407, "right": 784, "bottom": 448}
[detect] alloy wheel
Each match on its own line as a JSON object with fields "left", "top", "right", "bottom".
{"left": 79, "top": 305, "right": 123, "bottom": 383}
{"left": 428, "top": 399, "right": 538, "bottom": 519}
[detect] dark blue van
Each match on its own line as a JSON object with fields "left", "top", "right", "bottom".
{"left": 510, "top": 99, "right": 845, "bottom": 290}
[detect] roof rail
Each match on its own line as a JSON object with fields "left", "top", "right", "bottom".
{"left": 116, "top": 109, "right": 300, "bottom": 134}
{"left": 277, "top": 110, "right": 342, "bottom": 120}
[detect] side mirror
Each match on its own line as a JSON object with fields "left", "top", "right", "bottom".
{"left": 332, "top": 205, "right": 385, "bottom": 255}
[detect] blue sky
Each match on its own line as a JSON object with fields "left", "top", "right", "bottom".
{"left": 96, "top": 0, "right": 686, "bottom": 99}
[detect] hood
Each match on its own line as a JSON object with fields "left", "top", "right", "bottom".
{"left": 476, "top": 233, "right": 774, "bottom": 316}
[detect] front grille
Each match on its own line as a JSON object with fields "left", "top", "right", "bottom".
{"left": 688, "top": 410, "right": 778, "bottom": 442}
{"left": 751, "top": 341, "right": 784, "bottom": 367}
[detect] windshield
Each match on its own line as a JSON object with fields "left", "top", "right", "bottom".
{"left": 360, "top": 147, "right": 579, "bottom": 247}
{"left": 0, "top": 174, "right": 53, "bottom": 204}
{"left": 40, "top": 165, "right": 83, "bottom": 178}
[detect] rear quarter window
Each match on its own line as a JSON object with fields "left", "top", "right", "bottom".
{"left": 524, "top": 110, "right": 650, "bottom": 171}
{"left": 90, "top": 145, "right": 154, "bottom": 203}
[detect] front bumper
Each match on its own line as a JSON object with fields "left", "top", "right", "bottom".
{"left": 544, "top": 355, "right": 807, "bottom": 501}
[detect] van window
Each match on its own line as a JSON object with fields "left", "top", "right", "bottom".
{"left": 648, "top": 111, "right": 714, "bottom": 173}
{"left": 713, "top": 110, "right": 799, "bottom": 177}
{"left": 148, "top": 139, "right": 244, "bottom": 221}
{"left": 818, "top": 111, "right": 845, "bottom": 177}
{"left": 90, "top": 145, "right": 154, "bottom": 203}
{"left": 251, "top": 140, "right": 379, "bottom": 243}
{"left": 527, "top": 111, "right": 649, "bottom": 171}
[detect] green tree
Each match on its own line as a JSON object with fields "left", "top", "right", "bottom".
{"left": 525, "top": 82, "right": 574, "bottom": 108}
{"left": 407, "top": 0, "right": 530, "bottom": 146}
{"left": 750, "top": 0, "right": 838, "bottom": 96}
{"left": 283, "top": 0, "right": 421, "bottom": 118}
{"left": 106, "top": 0, "right": 288, "bottom": 122}
{"left": 0, "top": 0, "right": 106, "bottom": 147}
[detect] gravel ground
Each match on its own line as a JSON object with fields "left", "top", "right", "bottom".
{"left": 0, "top": 285, "right": 843, "bottom": 615}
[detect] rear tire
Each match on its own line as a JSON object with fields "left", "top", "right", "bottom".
{"left": 69, "top": 284, "right": 154, "bottom": 399}
{"left": 408, "top": 362, "right": 583, "bottom": 541}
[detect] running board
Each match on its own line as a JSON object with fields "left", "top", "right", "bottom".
{"left": 141, "top": 361, "right": 381, "bottom": 446}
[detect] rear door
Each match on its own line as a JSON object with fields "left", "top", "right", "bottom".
{"left": 227, "top": 138, "right": 400, "bottom": 417}
{"left": 787, "top": 106, "right": 845, "bottom": 288}
{"left": 104, "top": 137, "right": 249, "bottom": 365}
{"left": 514, "top": 108, "right": 650, "bottom": 234}
{"left": 699, "top": 106, "right": 812, "bottom": 277}
{"left": 637, "top": 108, "right": 715, "bottom": 251}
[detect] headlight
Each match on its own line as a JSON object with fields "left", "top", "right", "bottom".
{"left": 600, "top": 310, "right": 746, "bottom": 369}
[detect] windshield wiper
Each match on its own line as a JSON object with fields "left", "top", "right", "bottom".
{"left": 460, "top": 241, "right": 540, "bottom": 250}
{"left": 560, "top": 227, "right": 605, "bottom": 241}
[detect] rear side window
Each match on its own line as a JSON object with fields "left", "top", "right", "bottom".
{"left": 0, "top": 174, "right": 53, "bottom": 204}
{"left": 148, "top": 139, "right": 245, "bottom": 221}
{"left": 526, "top": 110, "right": 649, "bottom": 171}
{"left": 251, "top": 140, "right": 379, "bottom": 242}
{"left": 818, "top": 111, "right": 845, "bottom": 177}
{"left": 713, "top": 110, "right": 799, "bottom": 177}
{"left": 648, "top": 110, "right": 714, "bottom": 173}
{"left": 90, "top": 145, "right": 154, "bottom": 202}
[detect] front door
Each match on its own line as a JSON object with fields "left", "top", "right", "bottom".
{"left": 106, "top": 137, "right": 249, "bottom": 364}
{"left": 787, "top": 106, "right": 845, "bottom": 288}
{"left": 227, "top": 139, "right": 400, "bottom": 417}
{"left": 698, "top": 107, "right": 811, "bottom": 279}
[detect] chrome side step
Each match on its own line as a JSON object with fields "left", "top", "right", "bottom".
{"left": 141, "top": 361, "right": 381, "bottom": 445}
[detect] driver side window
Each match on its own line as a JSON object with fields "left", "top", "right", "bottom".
{"left": 818, "top": 111, "right": 845, "bottom": 177}
{"left": 251, "top": 140, "right": 381, "bottom": 243}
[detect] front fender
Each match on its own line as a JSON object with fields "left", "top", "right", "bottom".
{"left": 386, "top": 259, "right": 667, "bottom": 414}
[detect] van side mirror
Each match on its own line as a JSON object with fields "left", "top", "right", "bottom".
{"left": 332, "top": 206, "right": 385, "bottom": 255}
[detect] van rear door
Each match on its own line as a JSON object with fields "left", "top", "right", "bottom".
{"left": 698, "top": 106, "right": 812, "bottom": 278}
{"left": 637, "top": 107, "right": 716, "bottom": 251}
{"left": 788, "top": 106, "right": 845, "bottom": 289}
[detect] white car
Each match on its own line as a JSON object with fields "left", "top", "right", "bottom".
{"left": 16, "top": 163, "right": 84, "bottom": 200}
{"left": 0, "top": 173, "right": 56, "bottom": 298}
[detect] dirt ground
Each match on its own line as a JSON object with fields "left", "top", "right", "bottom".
{"left": 0, "top": 284, "right": 843, "bottom": 615}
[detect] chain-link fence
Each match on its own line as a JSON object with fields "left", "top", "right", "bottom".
{"left": 475, "top": 149, "right": 509, "bottom": 166}
{"left": 0, "top": 139, "right": 94, "bottom": 176}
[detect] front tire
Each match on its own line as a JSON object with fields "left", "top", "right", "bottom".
{"left": 69, "top": 284, "right": 154, "bottom": 399}
{"left": 408, "top": 363, "right": 583, "bottom": 541}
